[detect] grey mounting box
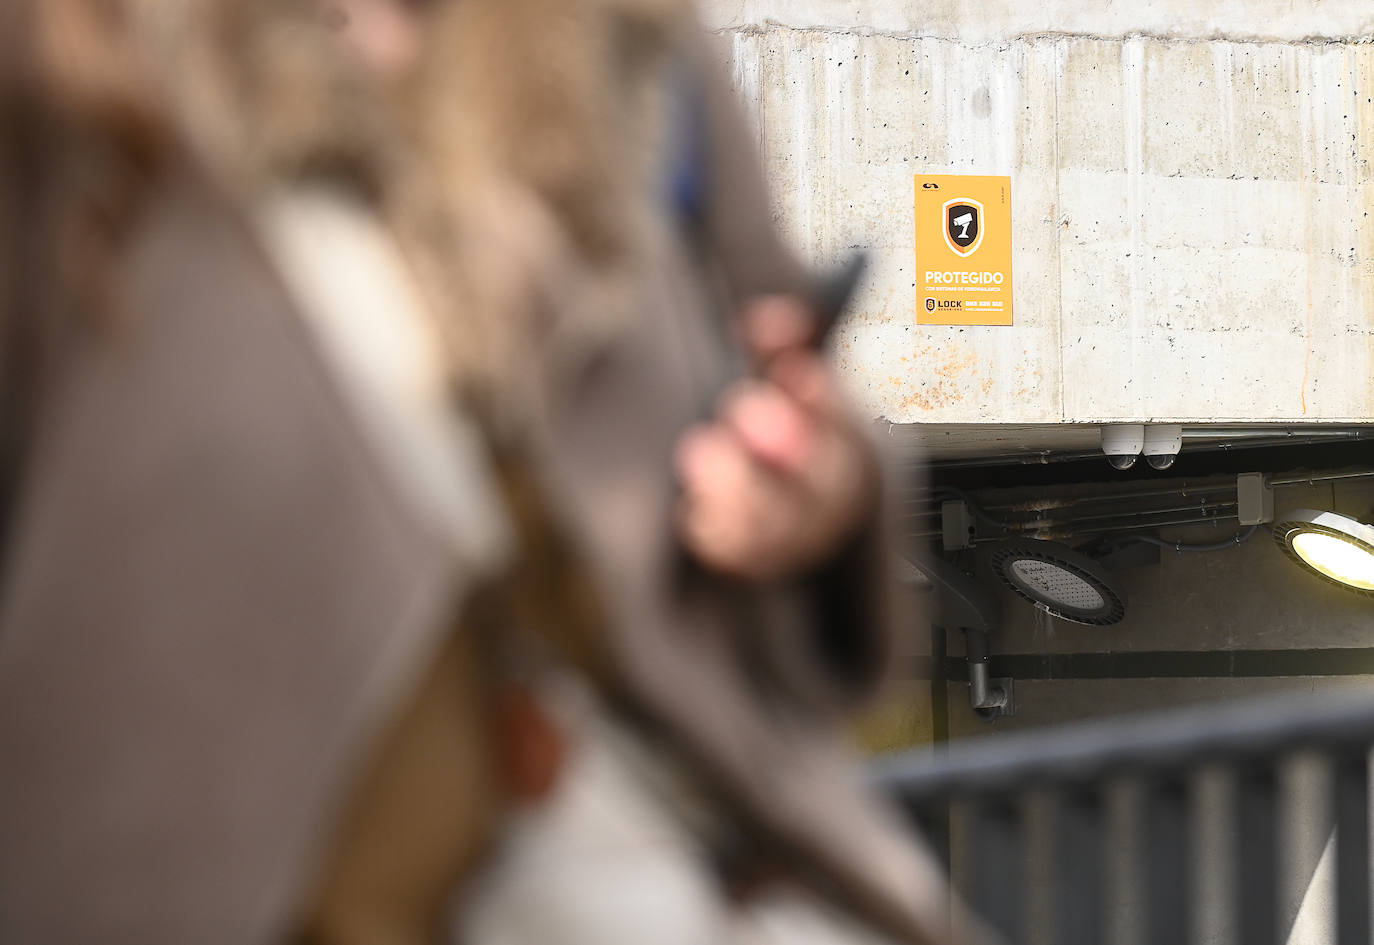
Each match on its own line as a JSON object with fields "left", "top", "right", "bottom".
{"left": 942, "top": 500, "right": 974, "bottom": 551}
{"left": 1237, "top": 473, "right": 1274, "bottom": 526}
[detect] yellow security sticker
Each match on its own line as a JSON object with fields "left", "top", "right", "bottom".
{"left": 915, "top": 175, "right": 1013, "bottom": 326}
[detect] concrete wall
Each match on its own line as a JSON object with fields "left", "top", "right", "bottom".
{"left": 703, "top": 0, "right": 1374, "bottom": 424}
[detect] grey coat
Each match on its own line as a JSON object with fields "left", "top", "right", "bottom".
{"left": 0, "top": 8, "right": 967, "bottom": 944}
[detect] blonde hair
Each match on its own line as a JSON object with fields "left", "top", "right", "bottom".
{"left": 0, "top": 0, "right": 168, "bottom": 329}
{"left": 4, "top": 0, "right": 693, "bottom": 409}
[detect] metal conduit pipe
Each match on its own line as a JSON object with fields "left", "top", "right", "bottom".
{"left": 1068, "top": 512, "right": 1240, "bottom": 537}
{"left": 977, "top": 482, "right": 1238, "bottom": 511}
{"left": 941, "top": 502, "right": 1239, "bottom": 537}
{"left": 908, "top": 468, "right": 1374, "bottom": 545}
{"left": 1004, "top": 500, "right": 1236, "bottom": 530}
{"left": 931, "top": 434, "right": 1374, "bottom": 470}
{"left": 1013, "top": 514, "right": 1240, "bottom": 542}
{"left": 963, "top": 628, "right": 1010, "bottom": 717}
{"left": 910, "top": 469, "right": 1374, "bottom": 525}
{"left": 932, "top": 450, "right": 1105, "bottom": 470}
{"left": 908, "top": 511, "right": 1242, "bottom": 544}
{"left": 1271, "top": 470, "right": 1374, "bottom": 486}
{"left": 1112, "top": 525, "right": 1259, "bottom": 553}
{"left": 911, "top": 469, "right": 1374, "bottom": 507}
{"left": 901, "top": 483, "right": 1237, "bottom": 510}
{"left": 1179, "top": 427, "right": 1371, "bottom": 439}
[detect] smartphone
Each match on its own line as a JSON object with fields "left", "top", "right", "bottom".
{"left": 807, "top": 250, "right": 868, "bottom": 349}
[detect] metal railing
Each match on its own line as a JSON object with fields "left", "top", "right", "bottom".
{"left": 873, "top": 690, "right": 1374, "bottom": 945}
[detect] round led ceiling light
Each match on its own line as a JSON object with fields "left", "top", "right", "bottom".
{"left": 1273, "top": 509, "right": 1374, "bottom": 597}
{"left": 990, "top": 539, "right": 1129, "bottom": 626}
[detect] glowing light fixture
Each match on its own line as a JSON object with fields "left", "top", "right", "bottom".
{"left": 1273, "top": 509, "right": 1374, "bottom": 597}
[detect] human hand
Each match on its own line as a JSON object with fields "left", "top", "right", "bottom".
{"left": 673, "top": 295, "right": 876, "bottom": 582}
{"left": 323, "top": 0, "right": 421, "bottom": 78}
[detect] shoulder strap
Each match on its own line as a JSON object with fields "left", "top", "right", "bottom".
{"left": 0, "top": 90, "right": 46, "bottom": 583}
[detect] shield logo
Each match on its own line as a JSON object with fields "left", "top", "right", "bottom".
{"left": 925, "top": 298, "right": 936, "bottom": 312}
{"left": 943, "top": 198, "right": 985, "bottom": 257}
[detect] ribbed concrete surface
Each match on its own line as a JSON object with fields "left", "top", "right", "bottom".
{"left": 703, "top": 0, "right": 1374, "bottom": 44}
{"left": 707, "top": 2, "right": 1374, "bottom": 423}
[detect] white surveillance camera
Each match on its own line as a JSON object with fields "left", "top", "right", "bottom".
{"left": 1101, "top": 424, "right": 1145, "bottom": 470}
{"left": 1143, "top": 424, "right": 1183, "bottom": 471}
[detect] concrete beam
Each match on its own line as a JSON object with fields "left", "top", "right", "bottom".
{"left": 715, "top": 22, "right": 1374, "bottom": 423}
{"left": 702, "top": 1, "right": 1374, "bottom": 45}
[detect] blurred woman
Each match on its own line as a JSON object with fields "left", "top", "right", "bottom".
{"left": 0, "top": 2, "right": 970, "bottom": 944}
{"left": 0, "top": 3, "right": 517, "bottom": 943}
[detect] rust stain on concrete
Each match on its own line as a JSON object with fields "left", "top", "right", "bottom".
{"left": 889, "top": 347, "right": 984, "bottom": 412}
